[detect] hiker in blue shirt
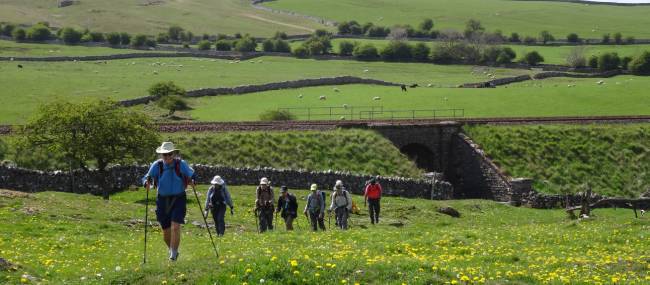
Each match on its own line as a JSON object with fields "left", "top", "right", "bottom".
{"left": 203, "top": 175, "right": 234, "bottom": 237}
{"left": 303, "top": 184, "right": 326, "bottom": 231}
{"left": 142, "top": 142, "right": 195, "bottom": 261}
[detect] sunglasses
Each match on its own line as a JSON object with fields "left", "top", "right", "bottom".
{"left": 162, "top": 153, "right": 173, "bottom": 157}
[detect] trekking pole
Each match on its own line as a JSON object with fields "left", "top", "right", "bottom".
{"left": 254, "top": 208, "right": 260, "bottom": 233}
{"left": 143, "top": 180, "right": 150, "bottom": 264}
{"left": 190, "top": 183, "right": 219, "bottom": 258}
{"left": 328, "top": 211, "right": 331, "bottom": 229}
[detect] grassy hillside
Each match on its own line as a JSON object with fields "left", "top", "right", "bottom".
{"left": 0, "top": 0, "right": 325, "bottom": 36}
{"left": 0, "top": 56, "right": 532, "bottom": 124}
{"left": 184, "top": 78, "right": 650, "bottom": 121}
{"left": 161, "top": 130, "right": 423, "bottom": 178}
{"left": 464, "top": 124, "right": 650, "bottom": 197}
{"left": 1, "top": 188, "right": 647, "bottom": 284}
{"left": 0, "top": 129, "right": 424, "bottom": 178}
{"left": 265, "top": 0, "right": 650, "bottom": 38}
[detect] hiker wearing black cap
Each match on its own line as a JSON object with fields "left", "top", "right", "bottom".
{"left": 276, "top": 186, "right": 298, "bottom": 231}
{"left": 204, "top": 175, "right": 234, "bottom": 237}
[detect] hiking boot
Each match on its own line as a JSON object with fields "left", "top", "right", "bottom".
{"left": 169, "top": 251, "right": 179, "bottom": 261}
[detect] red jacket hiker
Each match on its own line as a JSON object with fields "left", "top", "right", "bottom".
{"left": 364, "top": 183, "right": 382, "bottom": 200}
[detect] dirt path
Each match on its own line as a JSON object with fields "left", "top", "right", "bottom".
{"left": 240, "top": 13, "right": 315, "bottom": 33}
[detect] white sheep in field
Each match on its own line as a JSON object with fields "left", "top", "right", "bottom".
{"left": 426, "top": 83, "right": 433, "bottom": 87}
{"left": 319, "top": 95, "right": 326, "bottom": 100}
{"left": 340, "top": 116, "right": 346, "bottom": 120}
{"left": 298, "top": 94, "right": 303, "bottom": 98}
{"left": 342, "top": 104, "right": 348, "bottom": 108}
{"left": 372, "top": 96, "right": 381, "bottom": 101}
{"left": 333, "top": 87, "right": 340, "bottom": 92}
{"left": 363, "top": 69, "right": 369, "bottom": 73}
{"left": 597, "top": 80, "right": 604, "bottom": 85}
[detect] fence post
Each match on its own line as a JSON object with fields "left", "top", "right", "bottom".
{"left": 412, "top": 110, "right": 415, "bottom": 120}
{"left": 307, "top": 108, "right": 311, "bottom": 121}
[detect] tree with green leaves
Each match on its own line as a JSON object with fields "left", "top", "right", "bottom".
{"left": 539, "top": 30, "right": 554, "bottom": 44}
{"left": 149, "top": 81, "right": 186, "bottom": 98}
{"left": 523, "top": 51, "right": 544, "bottom": 65}
{"left": 60, "top": 27, "right": 82, "bottom": 44}
{"left": 197, "top": 40, "right": 211, "bottom": 50}
{"left": 419, "top": 18, "right": 434, "bottom": 31}
{"left": 27, "top": 24, "right": 51, "bottom": 41}
{"left": 157, "top": 95, "right": 189, "bottom": 117}
{"left": 20, "top": 100, "right": 159, "bottom": 199}
{"left": 629, "top": 51, "right": 650, "bottom": 75}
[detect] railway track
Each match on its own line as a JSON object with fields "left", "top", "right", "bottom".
{"left": 2, "top": 116, "right": 649, "bottom": 134}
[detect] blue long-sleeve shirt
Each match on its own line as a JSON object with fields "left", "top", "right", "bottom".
{"left": 204, "top": 184, "right": 233, "bottom": 210}
{"left": 142, "top": 159, "right": 194, "bottom": 196}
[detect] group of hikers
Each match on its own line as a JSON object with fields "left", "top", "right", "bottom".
{"left": 143, "top": 142, "right": 383, "bottom": 261}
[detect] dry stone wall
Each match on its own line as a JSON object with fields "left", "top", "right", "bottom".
{"left": 0, "top": 165, "right": 452, "bottom": 199}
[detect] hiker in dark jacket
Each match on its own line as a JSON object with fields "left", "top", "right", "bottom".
{"left": 303, "top": 184, "right": 326, "bottom": 231}
{"left": 329, "top": 180, "right": 353, "bottom": 230}
{"left": 364, "top": 177, "right": 382, "bottom": 224}
{"left": 255, "top": 177, "right": 275, "bottom": 232}
{"left": 203, "top": 175, "right": 233, "bottom": 237}
{"left": 276, "top": 186, "right": 298, "bottom": 230}
{"left": 142, "top": 142, "right": 195, "bottom": 261}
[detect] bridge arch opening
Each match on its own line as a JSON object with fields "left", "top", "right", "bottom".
{"left": 400, "top": 143, "right": 436, "bottom": 172}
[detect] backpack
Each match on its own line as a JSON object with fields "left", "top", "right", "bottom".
{"left": 211, "top": 186, "right": 226, "bottom": 206}
{"left": 154, "top": 159, "right": 190, "bottom": 190}
{"left": 333, "top": 191, "right": 349, "bottom": 208}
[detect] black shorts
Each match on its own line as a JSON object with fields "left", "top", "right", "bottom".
{"left": 156, "top": 193, "right": 187, "bottom": 229}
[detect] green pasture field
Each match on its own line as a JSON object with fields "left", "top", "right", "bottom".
{"left": 0, "top": 40, "right": 166, "bottom": 57}
{"left": 0, "top": 56, "right": 532, "bottom": 124}
{"left": 0, "top": 188, "right": 647, "bottom": 284}
{"left": 0, "top": 0, "right": 325, "bottom": 37}
{"left": 465, "top": 124, "right": 650, "bottom": 197}
{"left": 185, "top": 77, "right": 650, "bottom": 122}
{"left": 264, "top": 0, "right": 650, "bottom": 38}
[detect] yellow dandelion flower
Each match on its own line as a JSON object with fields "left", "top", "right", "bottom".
{"left": 293, "top": 270, "right": 300, "bottom": 275}
{"left": 290, "top": 260, "right": 298, "bottom": 267}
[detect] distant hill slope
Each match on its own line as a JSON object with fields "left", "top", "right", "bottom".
{"left": 263, "top": 0, "right": 650, "bottom": 38}
{"left": 0, "top": 0, "right": 325, "bottom": 36}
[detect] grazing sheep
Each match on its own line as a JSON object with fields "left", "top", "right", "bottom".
{"left": 372, "top": 96, "right": 381, "bottom": 101}
{"left": 342, "top": 104, "right": 348, "bottom": 108}
{"left": 333, "top": 87, "right": 340, "bottom": 92}
{"left": 17, "top": 64, "right": 22, "bottom": 68}
{"left": 597, "top": 80, "right": 604, "bottom": 85}
{"left": 400, "top": 84, "right": 407, "bottom": 92}
{"left": 319, "top": 95, "right": 326, "bottom": 100}
{"left": 340, "top": 116, "right": 346, "bottom": 120}
{"left": 426, "top": 83, "right": 432, "bottom": 87}
{"left": 363, "top": 69, "right": 369, "bottom": 72}
{"left": 153, "top": 70, "right": 158, "bottom": 75}
{"left": 298, "top": 94, "right": 303, "bottom": 98}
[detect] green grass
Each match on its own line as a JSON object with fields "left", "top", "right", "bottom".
{"left": 264, "top": 0, "right": 650, "bottom": 38}
{"left": 0, "top": 0, "right": 326, "bottom": 37}
{"left": 0, "top": 56, "right": 532, "bottom": 124}
{"left": 0, "top": 129, "right": 424, "bottom": 178}
{"left": 185, "top": 77, "right": 650, "bottom": 121}
{"left": 296, "top": 38, "right": 650, "bottom": 65}
{"left": 0, "top": 40, "right": 168, "bottom": 57}
{"left": 464, "top": 124, "right": 650, "bottom": 197}
{"left": 162, "top": 130, "right": 423, "bottom": 178}
{"left": 1, "top": 188, "right": 648, "bottom": 284}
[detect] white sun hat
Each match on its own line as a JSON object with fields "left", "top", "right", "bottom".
{"left": 335, "top": 180, "right": 343, "bottom": 187}
{"left": 259, "top": 177, "right": 269, "bottom": 185}
{"left": 211, "top": 175, "right": 225, "bottom": 185}
{"left": 310, "top": 184, "right": 318, "bottom": 191}
{"left": 156, "top": 142, "right": 178, "bottom": 154}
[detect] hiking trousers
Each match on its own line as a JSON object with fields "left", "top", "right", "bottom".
{"left": 259, "top": 207, "right": 274, "bottom": 232}
{"left": 309, "top": 212, "right": 326, "bottom": 231}
{"left": 283, "top": 215, "right": 295, "bottom": 231}
{"left": 211, "top": 205, "right": 227, "bottom": 236}
{"left": 368, "top": 198, "right": 380, "bottom": 224}
{"left": 335, "top": 207, "right": 349, "bottom": 230}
